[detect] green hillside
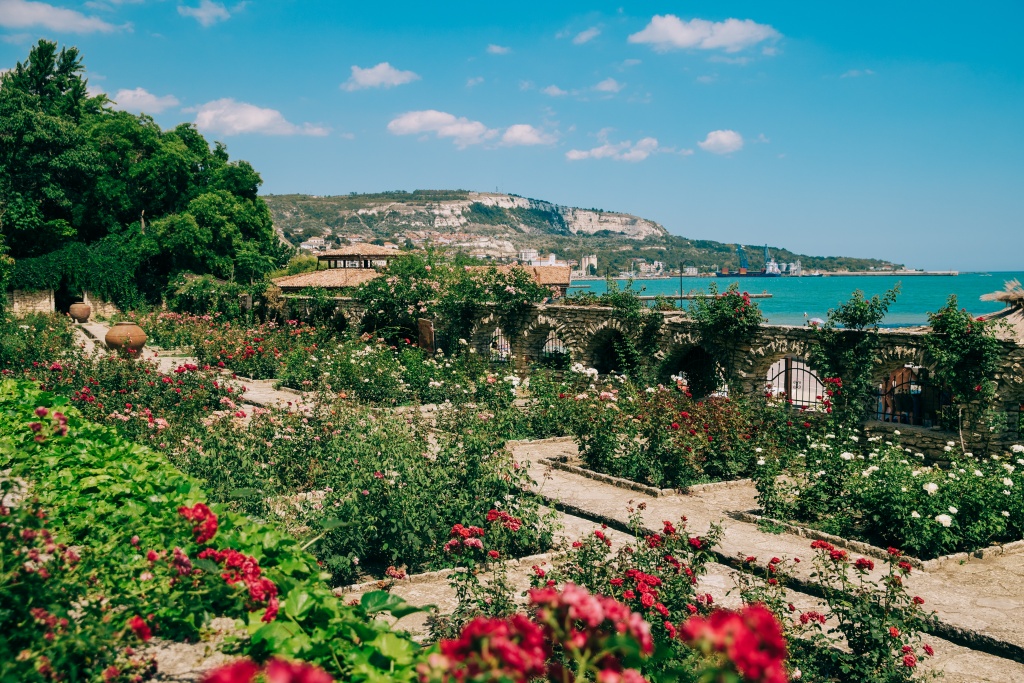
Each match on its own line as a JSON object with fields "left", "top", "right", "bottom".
{"left": 263, "top": 192, "right": 901, "bottom": 274}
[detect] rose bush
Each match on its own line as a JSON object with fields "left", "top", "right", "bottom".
{"left": 754, "top": 424, "right": 1024, "bottom": 559}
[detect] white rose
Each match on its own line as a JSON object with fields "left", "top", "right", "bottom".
{"left": 949, "top": 506, "right": 958, "bottom": 514}
{"left": 944, "top": 445, "right": 953, "bottom": 452}
{"left": 923, "top": 482, "right": 939, "bottom": 495}
{"left": 935, "top": 514, "right": 953, "bottom": 527}
{"left": 840, "top": 452, "right": 855, "bottom": 461}
{"left": 1012, "top": 444, "right": 1024, "bottom": 453}
{"left": 894, "top": 429, "right": 901, "bottom": 436}
{"left": 974, "top": 470, "right": 984, "bottom": 477}
{"left": 1003, "top": 511, "right": 1011, "bottom": 517}
{"left": 1003, "top": 478, "right": 1014, "bottom": 488}
{"left": 911, "top": 511, "right": 921, "bottom": 518}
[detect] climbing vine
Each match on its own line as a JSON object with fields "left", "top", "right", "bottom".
{"left": 688, "top": 282, "right": 765, "bottom": 384}
{"left": 808, "top": 285, "right": 900, "bottom": 419}
{"left": 923, "top": 294, "right": 1003, "bottom": 444}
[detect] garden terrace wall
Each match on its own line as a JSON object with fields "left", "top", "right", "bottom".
{"left": 456, "top": 303, "right": 1024, "bottom": 454}
{"left": 9, "top": 288, "right": 54, "bottom": 314}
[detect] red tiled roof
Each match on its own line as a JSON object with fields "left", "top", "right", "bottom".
{"left": 272, "top": 269, "right": 381, "bottom": 290}
{"left": 319, "top": 244, "right": 402, "bottom": 258}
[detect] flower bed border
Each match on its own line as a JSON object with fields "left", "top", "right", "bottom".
{"left": 728, "top": 510, "right": 1024, "bottom": 572}
{"left": 334, "top": 551, "right": 560, "bottom": 595}
{"left": 506, "top": 436, "right": 754, "bottom": 496}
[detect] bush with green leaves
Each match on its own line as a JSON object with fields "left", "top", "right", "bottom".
{"left": 808, "top": 286, "right": 900, "bottom": 419}
{"left": 754, "top": 422, "right": 1024, "bottom": 559}
{"left": 923, "top": 294, "right": 1004, "bottom": 442}
{"left": 0, "top": 380, "right": 425, "bottom": 681}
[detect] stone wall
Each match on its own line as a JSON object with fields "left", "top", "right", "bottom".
{"left": 320, "top": 297, "right": 1024, "bottom": 454}
{"left": 83, "top": 291, "right": 120, "bottom": 319}
{"left": 9, "top": 289, "right": 54, "bottom": 314}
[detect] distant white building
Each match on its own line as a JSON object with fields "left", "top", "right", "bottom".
{"left": 299, "top": 237, "right": 327, "bottom": 252}
{"left": 518, "top": 248, "right": 539, "bottom": 263}
{"left": 683, "top": 266, "right": 699, "bottom": 276}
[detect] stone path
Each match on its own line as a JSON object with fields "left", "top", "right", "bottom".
{"left": 510, "top": 438, "right": 1024, "bottom": 667}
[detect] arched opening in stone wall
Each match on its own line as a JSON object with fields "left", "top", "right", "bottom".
{"left": 659, "top": 346, "right": 725, "bottom": 398}
{"left": 538, "top": 329, "right": 571, "bottom": 369}
{"left": 53, "top": 278, "right": 84, "bottom": 315}
{"left": 489, "top": 327, "right": 511, "bottom": 364}
{"left": 872, "top": 365, "right": 951, "bottom": 428}
{"left": 764, "top": 357, "right": 824, "bottom": 407}
{"left": 589, "top": 328, "right": 626, "bottom": 375}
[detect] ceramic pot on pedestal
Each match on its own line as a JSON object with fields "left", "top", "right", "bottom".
{"left": 105, "top": 322, "right": 147, "bottom": 354}
{"left": 68, "top": 302, "right": 91, "bottom": 323}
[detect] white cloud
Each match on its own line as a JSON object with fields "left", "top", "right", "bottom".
{"left": 629, "top": 15, "right": 780, "bottom": 53}
{"left": 756, "top": 133, "right": 770, "bottom": 143}
{"left": 573, "top": 26, "right": 600, "bottom": 44}
{"left": 177, "top": 0, "right": 232, "bottom": 27}
{"left": 0, "top": 0, "right": 118, "bottom": 33}
{"left": 501, "top": 124, "right": 556, "bottom": 146}
{"left": 342, "top": 62, "right": 420, "bottom": 91}
{"left": 111, "top": 87, "right": 180, "bottom": 114}
{"left": 519, "top": 80, "right": 534, "bottom": 91}
{"left": 542, "top": 85, "right": 568, "bottom": 97}
{"left": 193, "top": 98, "right": 329, "bottom": 136}
{"left": 696, "top": 74, "right": 717, "bottom": 84}
{"left": 466, "top": 76, "right": 484, "bottom": 87}
{"left": 594, "top": 77, "right": 623, "bottom": 93}
{"left": 698, "top": 129, "right": 744, "bottom": 154}
{"left": 387, "top": 110, "right": 555, "bottom": 149}
{"left": 841, "top": 68, "right": 875, "bottom": 78}
{"left": 486, "top": 44, "right": 510, "bottom": 55}
{"left": 387, "top": 109, "right": 496, "bottom": 148}
{"left": 567, "top": 135, "right": 663, "bottom": 162}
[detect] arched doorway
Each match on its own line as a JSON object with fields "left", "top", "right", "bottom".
{"left": 764, "top": 357, "right": 824, "bottom": 407}
{"left": 873, "top": 366, "right": 950, "bottom": 427}
{"left": 659, "top": 346, "right": 724, "bottom": 397}
{"left": 538, "top": 329, "right": 570, "bottom": 369}
{"left": 489, "top": 328, "right": 511, "bottom": 364}
{"left": 589, "top": 328, "right": 626, "bottom": 375}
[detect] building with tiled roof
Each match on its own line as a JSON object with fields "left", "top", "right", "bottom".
{"left": 272, "top": 268, "right": 381, "bottom": 292}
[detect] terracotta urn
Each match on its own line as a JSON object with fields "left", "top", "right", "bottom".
{"left": 68, "top": 302, "right": 91, "bottom": 323}
{"left": 105, "top": 321, "right": 147, "bottom": 354}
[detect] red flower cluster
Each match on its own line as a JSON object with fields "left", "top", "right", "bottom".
{"left": 128, "top": 614, "right": 153, "bottom": 642}
{"left": 530, "top": 583, "right": 654, "bottom": 657}
{"left": 431, "top": 614, "right": 548, "bottom": 682}
{"left": 443, "top": 523, "right": 485, "bottom": 553}
{"left": 197, "top": 547, "right": 280, "bottom": 622}
{"left": 679, "top": 603, "right": 788, "bottom": 683}
{"left": 178, "top": 503, "right": 218, "bottom": 544}
{"left": 203, "top": 658, "right": 333, "bottom": 683}
{"left": 486, "top": 509, "right": 523, "bottom": 531}
{"left": 809, "top": 539, "right": 848, "bottom": 562}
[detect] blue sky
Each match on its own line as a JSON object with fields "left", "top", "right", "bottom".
{"left": 2, "top": 1, "right": 1022, "bottom": 270}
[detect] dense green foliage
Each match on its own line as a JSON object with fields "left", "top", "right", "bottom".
{"left": 688, "top": 283, "right": 766, "bottom": 385}
{"left": 924, "top": 295, "right": 1002, "bottom": 403}
{"left": 356, "top": 253, "right": 553, "bottom": 345}
{"left": 0, "top": 380, "right": 425, "bottom": 681}
{"left": 0, "top": 40, "right": 287, "bottom": 307}
{"left": 808, "top": 286, "right": 900, "bottom": 417}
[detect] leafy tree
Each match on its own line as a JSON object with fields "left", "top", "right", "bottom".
{"left": 924, "top": 295, "right": 1003, "bottom": 444}
{"left": 0, "top": 39, "right": 287, "bottom": 305}
{"left": 809, "top": 286, "right": 900, "bottom": 418}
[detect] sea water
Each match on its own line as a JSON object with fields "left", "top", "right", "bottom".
{"left": 571, "top": 271, "right": 1024, "bottom": 327}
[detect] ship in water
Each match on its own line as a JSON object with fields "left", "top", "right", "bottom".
{"left": 717, "top": 245, "right": 783, "bottom": 278}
